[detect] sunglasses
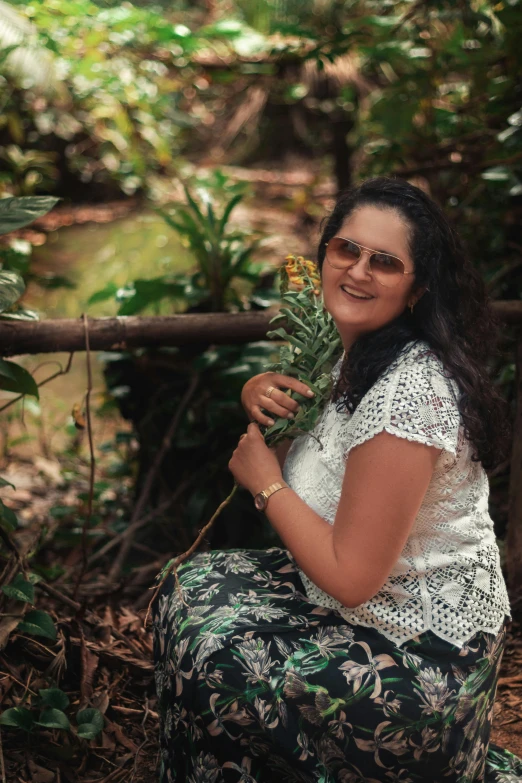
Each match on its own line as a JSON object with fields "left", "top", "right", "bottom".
{"left": 325, "top": 236, "right": 415, "bottom": 288}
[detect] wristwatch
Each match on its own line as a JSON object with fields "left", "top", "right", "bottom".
{"left": 254, "top": 481, "right": 289, "bottom": 511}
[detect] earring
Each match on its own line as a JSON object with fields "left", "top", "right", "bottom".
{"left": 409, "top": 302, "right": 415, "bottom": 314}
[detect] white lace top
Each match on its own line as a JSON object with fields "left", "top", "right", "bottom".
{"left": 282, "top": 339, "right": 511, "bottom": 649}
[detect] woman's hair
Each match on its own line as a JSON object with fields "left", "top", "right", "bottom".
{"left": 317, "top": 176, "right": 510, "bottom": 470}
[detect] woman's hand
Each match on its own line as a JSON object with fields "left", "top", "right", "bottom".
{"left": 228, "top": 422, "right": 283, "bottom": 496}
{"left": 241, "top": 372, "right": 315, "bottom": 427}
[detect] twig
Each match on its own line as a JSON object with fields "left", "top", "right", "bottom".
{"left": 130, "top": 697, "right": 150, "bottom": 783}
{"left": 38, "top": 580, "right": 81, "bottom": 611}
{"left": 108, "top": 371, "right": 199, "bottom": 582}
{"left": 0, "top": 671, "right": 38, "bottom": 697}
{"left": 144, "top": 482, "right": 239, "bottom": 626}
{"left": 87, "top": 478, "right": 191, "bottom": 567}
{"left": 0, "top": 353, "right": 74, "bottom": 413}
{"left": 37, "top": 581, "right": 146, "bottom": 660}
{"left": 73, "top": 316, "right": 95, "bottom": 601}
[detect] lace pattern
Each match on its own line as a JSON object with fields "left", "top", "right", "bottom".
{"left": 282, "top": 339, "right": 511, "bottom": 648}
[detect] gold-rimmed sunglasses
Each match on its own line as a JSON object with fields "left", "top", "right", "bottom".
{"left": 325, "top": 236, "right": 415, "bottom": 288}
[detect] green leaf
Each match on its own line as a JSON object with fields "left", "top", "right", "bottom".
{"left": 76, "top": 708, "right": 104, "bottom": 739}
{"left": 36, "top": 708, "right": 70, "bottom": 731}
{"left": 17, "top": 610, "right": 57, "bottom": 641}
{"left": 0, "top": 308, "right": 39, "bottom": 321}
{"left": 39, "top": 688, "right": 69, "bottom": 711}
{"left": 32, "top": 274, "right": 75, "bottom": 290}
{"left": 481, "top": 166, "right": 511, "bottom": 182}
{"left": 0, "top": 707, "right": 34, "bottom": 731}
{"left": 0, "top": 271, "right": 25, "bottom": 313}
{"left": 218, "top": 193, "right": 242, "bottom": 234}
{"left": 2, "top": 573, "right": 34, "bottom": 604}
{"left": 0, "top": 359, "right": 39, "bottom": 398}
{"left": 0, "top": 197, "right": 60, "bottom": 236}
{"left": 183, "top": 185, "right": 205, "bottom": 225}
{"left": 87, "top": 282, "right": 118, "bottom": 305}
{"left": 266, "top": 327, "right": 314, "bottom": 356}
{"left": 116, "top": 278, "right": 186, "bottom": 316}
{"left": 0, "top": 499, "right": 18, "bottom": 531}
{"left": 0, "top": 476, "right": 15, "bottom": 490}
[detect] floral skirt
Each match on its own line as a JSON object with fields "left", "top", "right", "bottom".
{"left": 151, "top": 547, "right": 522, "bottom": 783}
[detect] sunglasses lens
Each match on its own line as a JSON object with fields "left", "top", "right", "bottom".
{"left": 370, "top": 253, "right": 405, "bottom": 286}
{"left": 326, "top": 237, "right": 405, "bottom": 287}
{"left": 327, "top": 237, "right": 361, "bottom": 266}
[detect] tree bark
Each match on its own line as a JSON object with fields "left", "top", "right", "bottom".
{"left": 0, "top": 301, "right": 520, "bottom": 356}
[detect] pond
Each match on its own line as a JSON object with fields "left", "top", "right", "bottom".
{"left": 25, "top": 209, "right": 193, "bottom": 318}
{"left": 4, "top": 209, "right": 193, "bottom": 462}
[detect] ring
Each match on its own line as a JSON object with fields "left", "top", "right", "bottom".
{"left": 240, "top": 433, "right": 247, "bottom": 441}
{"left": 265, "top": 386, "right": 276, "bottom": 398}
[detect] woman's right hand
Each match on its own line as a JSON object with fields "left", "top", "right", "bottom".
{"left": 241, "top": 372, "right": 315, "bottom": 427}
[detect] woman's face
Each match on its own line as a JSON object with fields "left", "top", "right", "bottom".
{"left": 321, "top": 205, "right": 421, "bottom": 351}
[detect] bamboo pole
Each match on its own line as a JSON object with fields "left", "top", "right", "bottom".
{"left": 0, "top": 300, "right": 520, "bottom": 356}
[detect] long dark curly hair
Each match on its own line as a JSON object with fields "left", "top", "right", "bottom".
{"left": 317, "top": 176, "right": 510, "bottom": 470}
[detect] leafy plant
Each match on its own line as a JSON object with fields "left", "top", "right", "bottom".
{"left": 0, "top": 195, "right": 59, "bottom": 397}
{"left": 0, "top": 686, "right": 104, "bottom": 740}
{"left": 89, "top": 171, "right": 276, "bottom": 315}
{"left": 263, "top": 255, "right": 342, "bottom": 447}
{"left": 156, "top": 182, "right": 269, "bottom": 312}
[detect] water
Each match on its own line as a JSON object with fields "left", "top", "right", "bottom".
{"left": 3, "top": 209, "right": 193, "bottom": 461}
{"left": 25, "top": 209, "right": 192, "bottom": 318}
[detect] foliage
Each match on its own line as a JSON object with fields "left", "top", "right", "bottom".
{"left": 0, "top": 685, "right": 104, "bottom": 740}
{"left": 0, "top": 194, "right": 59, "bottom": 398}
{"left": 90, "top": 171, "right": 273, "bottom": 314}
{"left": 0, "top": 0, "right": 192, "bottom": 196}
{"left": 264, "top": 255, "right": 342, "bottom": 447}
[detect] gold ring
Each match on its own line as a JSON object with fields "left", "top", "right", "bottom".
{"left": 240, "top": 433, "right": 247, "bottom": 441}
{"left": 265, "top": 386, "right": 276, "bottom": 398}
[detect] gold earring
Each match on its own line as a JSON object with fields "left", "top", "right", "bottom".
{"left": 409, "top": 302, "right": 415, "bottom": 314}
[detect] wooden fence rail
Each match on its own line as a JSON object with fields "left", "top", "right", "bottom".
{"left": 1, "top": 302, "right": 522, "bottom": 602}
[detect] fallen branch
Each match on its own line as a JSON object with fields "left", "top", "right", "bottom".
{"left": 0, "top": 301, "right": 520, "bottom": 357}
{"left": 0, "top": 311, "right": 279, "bottom": 356}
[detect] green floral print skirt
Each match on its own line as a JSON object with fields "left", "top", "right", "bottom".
{"left": 152, "top": 547, "right": 522, "bottom": 783}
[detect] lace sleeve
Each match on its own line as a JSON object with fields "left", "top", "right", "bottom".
{"left": 343, "top": 353, "right": 461, "bottom": 462}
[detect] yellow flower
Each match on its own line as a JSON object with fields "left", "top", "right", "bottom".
{"left": 284, "top": 255, "right": 321, "bottom": 292}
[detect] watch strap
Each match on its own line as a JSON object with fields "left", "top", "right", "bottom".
{"left": 260, "top": 481, "right": 289, "bottom": 504}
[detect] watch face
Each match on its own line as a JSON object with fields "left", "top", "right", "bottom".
{"left": 254, "top": 493, "right": 266, "bottom": 511}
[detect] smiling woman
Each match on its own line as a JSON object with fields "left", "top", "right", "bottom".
{"left": 320, "top": 205, "right": 424, "bottom": 352}
{"left": 152, "top": 177, "right": 522, "bottom": 783}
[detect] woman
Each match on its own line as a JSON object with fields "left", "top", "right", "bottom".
{"left": 152, "top": 178, "right": 522, "bottom": 782}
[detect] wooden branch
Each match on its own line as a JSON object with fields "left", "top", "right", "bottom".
{"left": 0, "top": 311, "right": 280, "bottom": 356}
{"left": 0, "top": 301, "right": 521, "bottom": 356}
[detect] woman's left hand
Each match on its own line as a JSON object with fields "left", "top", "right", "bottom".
{"left": 228, "top": 422, "right": 283, "bottom": 496}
